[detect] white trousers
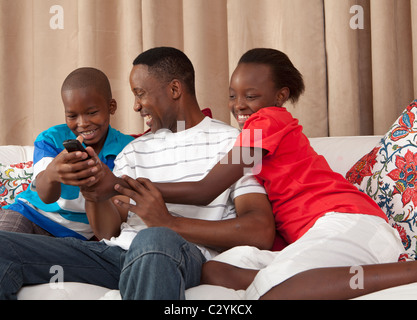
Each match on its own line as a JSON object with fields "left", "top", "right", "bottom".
{"left": 213, "top": 212, "right": 405, "bottom": 299}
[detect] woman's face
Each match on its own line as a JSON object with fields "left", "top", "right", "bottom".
{"left": 228, "top": 63, "right": 287, "bottom": 129}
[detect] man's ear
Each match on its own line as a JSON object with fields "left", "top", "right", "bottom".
{"left": 275, "top": 87, "right": 290, "bottom": 107}
{"left": 169, "top": 79, "right": 182, "bottom": 100}
{"left": 109, "top": 99, "right": 117, "bottom": 115}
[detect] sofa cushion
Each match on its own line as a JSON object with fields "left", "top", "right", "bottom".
{"left": 346, "top": 100, "right": 417, "bottom": 260}
{"left": 0, "top": 161, "right": 33, "bottom": 208}
{"left": 17, "top": 282, "right": 114, "bottom": 300}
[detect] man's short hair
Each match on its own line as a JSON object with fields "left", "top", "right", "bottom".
{"left": 133, "top": 47, "right": 196, "bottom": 96}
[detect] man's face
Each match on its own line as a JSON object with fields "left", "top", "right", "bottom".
{"left": 129, "top": 64, "right": 177, "bottom": 133}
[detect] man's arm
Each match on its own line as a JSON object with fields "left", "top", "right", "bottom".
{"left": 85, "top": 197, "right": 129, "bottom": 240}
{"left": 114, "top": 176, "right": 276, "bottom": 250}
{"left": 171, "top": 193, "right": 276, "bottom": 250}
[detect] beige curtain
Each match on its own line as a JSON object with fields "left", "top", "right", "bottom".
{"left": 1, "top": 0, "right": 416, "bottom": 146}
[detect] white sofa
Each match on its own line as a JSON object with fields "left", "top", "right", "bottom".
{"left": 2, "top": 136, "right": 417, "bottom": 300}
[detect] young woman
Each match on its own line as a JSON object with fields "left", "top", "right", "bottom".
{"left": 116, "top": 49, "right": 417, "bottom": 300}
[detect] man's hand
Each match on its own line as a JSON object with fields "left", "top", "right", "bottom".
{"left": 113, "top": 176, "right": 175, "bottom": 228}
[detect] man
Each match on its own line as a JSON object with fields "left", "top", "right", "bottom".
{"left": 0, "top": 47, "right": 274, "bottom": 300}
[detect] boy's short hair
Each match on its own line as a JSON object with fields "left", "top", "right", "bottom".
{"left": 239, "top": 48, "right": 305, "bottom": 103}
{"left": 61, "top": 67, "right": 112, "bottom": 101}
{"left": 133, "top": 47, "right": 196, "bottom": 96}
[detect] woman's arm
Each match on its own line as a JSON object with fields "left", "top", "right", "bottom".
{"left": 115, "top": 175, "right": 275, "bottom": 250}
{"left": 153, "top": 146, "right": 266, "bottom": 206}
{"left": 170, "top": 193, "right": 275, "bottom": 250}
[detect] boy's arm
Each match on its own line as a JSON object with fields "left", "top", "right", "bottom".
{"left": 114, "top": 175, "right": 275, "bottom": 250}
{"left": 154, "top": 146, "right": 266, "bottom": 206}
{"left": 35, "top": 136, "right": 99, "bottom": 204}
{"left": 35, "top": 171, "right": 61, "bottom": 204}
{"left": 35, "top": 151, "right": 97, "bottom": 204}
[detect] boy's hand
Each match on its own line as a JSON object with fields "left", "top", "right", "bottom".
{"left": 62, "top": 135, "right": 91, "bottom": 164}
{"left": 36, "top": 139, "right": 103, "bottom": 204}
{"left": 46, "top": 142, "right": 102, "bottom": 187}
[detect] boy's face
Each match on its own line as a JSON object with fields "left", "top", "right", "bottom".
{"left": 228, "top": 63, "right": 284, "bottom": 129}
{"left": 129, "top": 64, "right": 178, "bottom": 133}
{"left": 62, "top": 86, "right": 116, "bottom": 151}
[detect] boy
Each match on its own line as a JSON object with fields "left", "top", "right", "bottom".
{"left": 0, "top": 68, "right": 134, "bottom": 240}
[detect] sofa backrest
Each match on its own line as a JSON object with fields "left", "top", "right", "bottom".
{"left": 0, "top": 145, "right": 34, "bottom": 165}
{"left": 309, "top": 136, "right": 382, "bottom": 176}
{"left": 0, "top": 135, "right": 383, "bottom": 176}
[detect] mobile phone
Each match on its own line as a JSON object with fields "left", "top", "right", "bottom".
{"left": 63, "top": 139, "right": 91, "bottom": 159}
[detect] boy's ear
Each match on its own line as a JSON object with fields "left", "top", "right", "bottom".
{"left": 275, "top": 87, "right": 290, "bottom": 107}
{"left": 109, "top": 99, "right": 117, "bottom": 115}
{"left": 169, "top": 79, "right": 182, "bottom": 100}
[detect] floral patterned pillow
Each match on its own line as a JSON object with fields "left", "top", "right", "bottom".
{"left": 346, "top": 100, "right": 417, "bottom": 260}
{"left": 0, "top": 161, "right": 33, "bottom": 208}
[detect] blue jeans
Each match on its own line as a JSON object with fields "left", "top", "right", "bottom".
{"left": 0, "top": 227, "right": 206, "bottom": 300}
